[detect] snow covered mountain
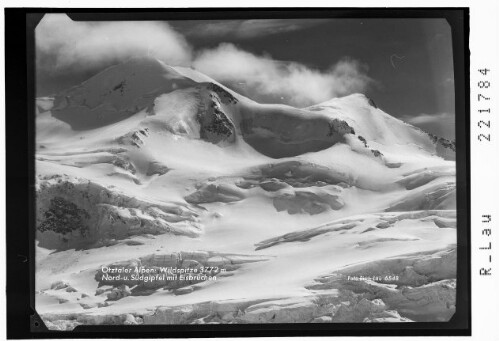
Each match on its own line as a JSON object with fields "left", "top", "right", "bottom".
{"left": 35, "top": 57, "right": 457, "bottom": 329}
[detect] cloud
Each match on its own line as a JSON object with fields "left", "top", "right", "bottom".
{"left": 36, "top": 15, "right": 373, "bottom": 107}
{"left": 183, "top": 19, "right": 329, "bottom": 39}
{"left": 405, "top": 112, "right": 453, "bottom": 125}
{"left": 36, "top": 14, "right": 192, "bottom": 73}
{"left": 403, "top": 112, "right": 455, "bottom": 139}
{"left": 193, "top": 43, "right": 373, "bottom": 107}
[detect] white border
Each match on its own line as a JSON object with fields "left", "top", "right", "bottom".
{"left": 2, "top": 1, "right": 498, "bottom": 340}
{"left": 470, "top": 1, "right": 499, "bottom": 341}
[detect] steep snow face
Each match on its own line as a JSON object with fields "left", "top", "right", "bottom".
{"left": 51, "top": 57, "right": 196, "bottom": 130}
{"left": 308, "top": 94, "right": 455, "bottom": 160}
{"left": 35, "top": 57, "right": 457, "bottom": 328}
{"left": 234, "top": 103, "right": 355, "bottom": 158}
{"left": 309, "top": 94, "right": 431, "bottom": 147}
{"left": 46, "top": 57, "right": 452, "bottom": 161}
{"left": 48, "top": 57, "right": 358, "bottom": 157}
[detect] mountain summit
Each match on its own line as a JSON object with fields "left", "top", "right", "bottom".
{"left": 47, "top": 56, "right": 453, "bottom": 160}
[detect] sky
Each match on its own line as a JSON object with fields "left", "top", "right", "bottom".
{"left": 36, "top": 14, "right": 456, "bottom": 139}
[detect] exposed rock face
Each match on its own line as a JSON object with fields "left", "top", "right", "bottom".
{"left": 356, "top": 135, "right": 384, "bottom": 159}
{"left": 36, "top": 175, "right": 201, "bottom": 250}
{"left": 367, "top": 97, "right": 378, "bottom": 108}
{"left": 196, "top": 83, "right": 237, "bottom": 145}
{"left": 116, "top": 128, "right": 149, "bottom": 148}
{"left": 205, "top": 83, "right": 238, "bottom": 105}
{"left": 425, "top": 131, "right": 456, "bottom": 152}
{"left": 415, "top": 128, "right": 456, "bottom": 160}
{"left": 358, "top": 135, "right": 368, "bottom": 148}
{"left": 38, "top": 197, "right": 91, "bottom": 236}
{"left": 327, "top": 119, "right": 356, "bottom": 136}
{"left": 197, "top": 106, "right": 235, "bottom": 144}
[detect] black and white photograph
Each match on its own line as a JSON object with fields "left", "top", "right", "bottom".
{"left": 2, "top": 8, "right": 470, "bottom": 335}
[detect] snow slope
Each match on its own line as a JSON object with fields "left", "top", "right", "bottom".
{"left": 35, "top": 57, "right": 457, "bottom": 329}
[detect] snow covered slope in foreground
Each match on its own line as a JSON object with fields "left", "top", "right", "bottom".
{"left": 35, "top": 57, "right": 457, "bottom": 329}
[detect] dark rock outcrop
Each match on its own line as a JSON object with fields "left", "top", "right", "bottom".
{"left": 196, "top": 83, "right": 237, "bottom": 145}
{"left": 36, "top": 175, "right": 201, "bottom": 250}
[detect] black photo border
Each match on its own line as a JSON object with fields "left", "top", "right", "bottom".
{"left": 5, "top": 7, "right": 471, "bottom": 339}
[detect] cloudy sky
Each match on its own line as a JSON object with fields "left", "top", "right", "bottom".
{"left": 36, "top": 14, "right": 455, "bottom": 139}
